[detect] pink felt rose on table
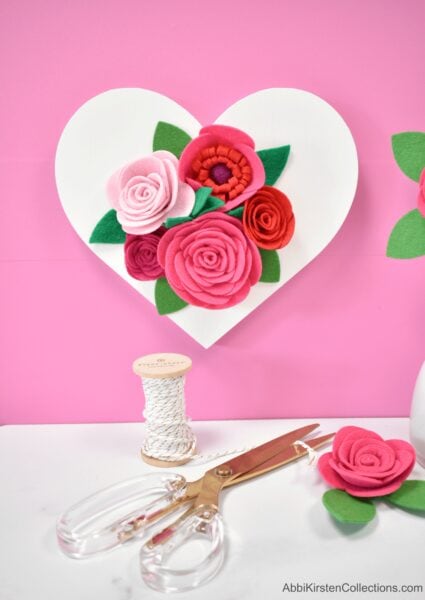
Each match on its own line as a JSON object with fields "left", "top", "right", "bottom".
{"left": 124, "top": 230, "right": 165, "bottom": 281}
{"left": 179, "top": 125, "right": 265, "bottom": 211}
{"left": 107, "top": 151, "right": 195, "bottom": 235}
{"left": 318, "top": 426, "right": 416, "bottom": 497}
{"left": 418, "top": 168, "right": 425, "bottom": 217}
{"left": 157, "top": 212, "right": 262, "bottom": 309}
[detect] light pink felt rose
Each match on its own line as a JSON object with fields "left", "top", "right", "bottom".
{"left": 107, "top": 151, "right": 195, "bottom": 235}
{"left": 418, "top": 167, "right": 425, "bottom": 217}
{"left": 124, "top": 231, "right": 165, "bottom": 281}
{"left": 178, "top": 125, "right": 265, "bottom": 212}
{"left": 157, "top": 212, "right": 262, "bottom": 309}
{"left": 318, "top": 426, "right": 416, "bottom": 497}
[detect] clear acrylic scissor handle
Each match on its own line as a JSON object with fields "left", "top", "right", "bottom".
{"left": 140, "top": 506, "right": 225, "bottom": 593}
{"left": 57, "top": 473, "right": 186, "bottom": 558}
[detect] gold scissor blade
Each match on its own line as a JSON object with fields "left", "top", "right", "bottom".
{"left": 230, "top": 432, "right": 335, "bottom": 486}
{"left": 215, "top": 423, "right": 320, "bottom": 481}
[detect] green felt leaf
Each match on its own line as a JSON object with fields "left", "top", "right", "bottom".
{"left": 200, "top": 196, "right": 225, "bottom": 214}
{"left": 153, "top": 121, "right": 192, "bottom": 158}
{"left": 259, "top": 249, "right": 280, "bottom": 282}
{"left": 322, "top": 489, "right": 376, "bottom": 524}
{"left": 387, "top": 209, "right": 425, "bottom": 259}
{"left": 154, "top": 278, "right": 188, "bottom": 315}
{"left": 89, "top": 210, "right": 125, "bottom": 243}
{"left": 257, "top": 145, "right": 290, "bottom": 185}
{"left": 385, "top": 481, "right": 425, "bottom": 511}
{"left": 165, "top": 216, "right": 191, "bottom": 229}
{"left": 192, "top": 187, "right": 214, "bottom": 217}
{"left": 392, "top": 132, "right": 425, "bottom": 181}
{"left": 228, "top": 206, "right": 244, "bottom": 219}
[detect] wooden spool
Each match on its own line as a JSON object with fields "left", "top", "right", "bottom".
{"left": 133, "top": 353, "right": 194, "bottom": 467}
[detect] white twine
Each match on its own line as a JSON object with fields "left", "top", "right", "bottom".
{"left": 141, "top": 374, "right": 318, "bottom": 467}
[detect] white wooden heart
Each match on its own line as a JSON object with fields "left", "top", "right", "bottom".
{"left": 55, "top": 88, "right": 358, "bottom": 348}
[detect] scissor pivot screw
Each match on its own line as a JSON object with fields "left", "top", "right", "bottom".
{"left": 216, "top": 465, "right": 232, "bottom": 477}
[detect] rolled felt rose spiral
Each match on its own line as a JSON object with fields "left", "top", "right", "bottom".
{"left": 124, "top": 231, "right": 165, "bottom": 281}
{"left": 318, "top": 426, "right": 416, "bottom": 497}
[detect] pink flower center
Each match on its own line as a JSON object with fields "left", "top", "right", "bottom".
{"left": 210, "top": 163, "right": 232, "bottom": 185}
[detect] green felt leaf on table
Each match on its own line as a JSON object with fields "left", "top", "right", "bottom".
{"left": 155, "top": 278, "right": 188, "bottom": 315}
{"left": 385, "top": 481, "right": 425, "bottom": 512}
{"left": 322, "top": 489, "right": 376, "bottom": 524}
{"left": 257, "top": 145, "right": 290, "bottom": 185}
{"left": 89, "top": 210, "right": 126, "bottom": 243}
{"left": 153, "top": 121, "right": 192, "bottom": 158}
{"left": 392, "top": 132, "right": 425, "bottom": 181}
{"left": 387, "top": 209, "right": 425, "bottom": 259}
{"left": 228, "top": 206, "right": 244, "bottom": 219}
{"left": 259, "top": 249, "right": 281, "bottom": 282}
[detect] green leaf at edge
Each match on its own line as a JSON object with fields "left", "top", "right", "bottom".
{"left": 257, "top": 145, "right": 290, "bottom": 185}
{"left": 387, "top": 209, "right": 425, "bottom": 259}
{"left": 385, "top": 480, "right": 425, "bottom": 512}
{"left": 228, "top": 206, "right": 244, "bottom": 219}
{"left": 259, "top": 249, "right": 280, "bottom": 282}
{"left": 154, "top": 278, "right": 188, "bottom": 315}
{"left": 165, "top": 216, "right": 191, "bottom": 229}
{"left": 392, "top": 132, "right": 425, "bottom": 182}
{"left": 153, "top": 121, "right": 192, "bottom": 158}
{"left": 89, "top": 209, "right": 126, "bottom": 244}
{"left": 192, "top": 187, "right": 213, "bottom": 217}
{"left": 322, "top": 489, "right": 376, "bottom": 524}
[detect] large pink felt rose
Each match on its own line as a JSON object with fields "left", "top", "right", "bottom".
{"left": 178, "top": 125, "right": 265, "bottom": 211}
{"left": 318, "top": 426, "right": 416, "bottom": 497}
{"left": 107, "top": 151, "right": 195, "bottom": 235}
{"left": 418, "top": 168, "right": 425, "bottom": 217}
{"left": 157, "top": 212, "right": 262, "bottom": 309}
{"left": 124, "top": 231, "right": 165, "bottom": 281}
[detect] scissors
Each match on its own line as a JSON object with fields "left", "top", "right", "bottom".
{"left": 57, "top": 423, "right": 333, "bottom": 592}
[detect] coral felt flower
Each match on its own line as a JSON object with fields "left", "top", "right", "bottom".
{"left": 178, "top": 125, "right": 265, "bottom": 211}
{"left": 243, "top": 186, "right": 295, "bottom": 250}
{"left": 418, "top": 168, "right": 425, "bottom": 217}
{"left": 107, "top": 151, "right": 195, "bottom": 235}
{"left": 157, "top": 212, "right": 262, "bottom": 309}
{"left": 124, "top": 231, "right": 165, "bottom": 281}
{"left": 318, "top": 426, "right": 416, "bottom": 497}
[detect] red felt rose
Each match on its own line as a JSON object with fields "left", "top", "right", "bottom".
{"left": 318, "top": 426, "right": 416, "bottom": 497}
{"left": 157, "top": 212, "right": 261, "bottom": 309}
{"left": 242, "top": 186, "right": 295, "bottom": 250}
{"left": 178, "top": 125, "right": 265, "bottom": 211}
{"left": 124, "top": 231, "right": 165, "bottom": 281}
{"left": 418, "top": 167, "right": 425, "bottom": 217}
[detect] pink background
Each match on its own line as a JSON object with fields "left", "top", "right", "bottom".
{"left": 1, "top": 0, "right": 424, "bottom": 424}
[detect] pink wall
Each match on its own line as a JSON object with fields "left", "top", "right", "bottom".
{"left": 1, "top": 0, "right": 424, "bottom": 424}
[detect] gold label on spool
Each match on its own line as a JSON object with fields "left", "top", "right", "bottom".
{"left": 133, "top": 353, "right": 192, "bottom": 379}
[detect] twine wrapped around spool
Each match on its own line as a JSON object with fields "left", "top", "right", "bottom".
{"left": 133, "top": 353, "right": 196, "bottom": 467}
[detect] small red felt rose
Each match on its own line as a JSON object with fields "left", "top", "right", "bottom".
{"left": 418, "top": 168, "right": 425, "bottom": 217}
{"left": 178, "top": 125, "right": 265, "bottom": 211}
{"left": 157, "top": 212, "right": 262, "bottom": 309}
{"left": 318, "top": 426, "right": 416, "bottom": 497}
{"left": 242, "top": 185, "right": 295, "bottom": 250}
{"left": 124, "top": 231, "right": 165, "bottom": 281}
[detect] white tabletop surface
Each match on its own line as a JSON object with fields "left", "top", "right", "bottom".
{"left": 1, "top": 418, "right": 424, "bottom": 600}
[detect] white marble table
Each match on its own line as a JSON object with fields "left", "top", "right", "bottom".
{"left": 1, "top": 419, "right": 424, "bottom": 600}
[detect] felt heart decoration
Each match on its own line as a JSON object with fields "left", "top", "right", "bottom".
{"left": 55, "top": 88, "right": 358, "bottom": 347}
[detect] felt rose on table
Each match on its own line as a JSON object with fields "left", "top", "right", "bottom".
{"left": 243, "top": 186, "right": 295, "bottom": 250}
{"left": 124, "top": 230, "right": 165, "bottom": 281}
{"left": 179, "top": 125, "right": 265, "bottom": 211}
{"left": 107, "top": 151, "right": 195, "bottom": 235}
{"left": 318, "top": 426, "right": 416, "bottom": 497}
{"left": 418, "top": 168, "right": 425, "bottom": 217}
{"left": 157, "top": 212, "right": 262, "bottom": 309}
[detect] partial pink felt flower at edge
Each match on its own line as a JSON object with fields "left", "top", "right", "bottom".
{"left": 418, "top": 168, "right": 425, "bottom": 217}
{"left": 178, "top": 124, "right": 265, "bottom": 211}
{"left": 318, "top": 426, "right": 416, "bottom": 497}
